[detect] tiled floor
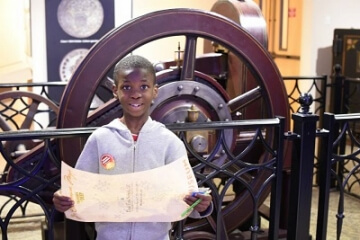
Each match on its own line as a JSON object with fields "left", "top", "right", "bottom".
{"left": 1, "top": 187, "right": 360, "bottom": 240}
{"left": 260, "top": 187, "right": 360, "bottom": 240}
{"left": 6, "top": 223, "right": 42, "bottom": 240}
{"left": 0, "top": 197, "right": 44, "bottom": 240}
{"left": 309, "top": 187, "right": 360, "bottom": 240}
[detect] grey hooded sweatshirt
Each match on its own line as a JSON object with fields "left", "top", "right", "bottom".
{"left": 74, "top": 117, "right": 200, "bottom": 240}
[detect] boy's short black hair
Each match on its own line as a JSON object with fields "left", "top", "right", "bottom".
{"left": 113, "top": 55, "right": 156, "bottom": 86}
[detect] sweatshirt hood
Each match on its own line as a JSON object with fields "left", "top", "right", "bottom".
{"left": 103, "top": 117, "right": 165, "bottom": 134}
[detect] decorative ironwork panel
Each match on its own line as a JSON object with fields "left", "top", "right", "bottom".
{"left": 283, "top": 75, "right": 328, "bottom": 121}
{"left": 0, "top": 119, "right": 285, "bottom": 240}
{"left": 317, "top": 113, "right": 360, "bottom": 240}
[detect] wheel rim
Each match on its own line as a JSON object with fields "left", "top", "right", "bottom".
{"left": 57, "top": 8, "right": 289, "bottom": 233}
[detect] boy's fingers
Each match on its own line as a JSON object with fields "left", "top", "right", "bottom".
{"left": 53, "top": 191, "right": 73, "bottom": 202}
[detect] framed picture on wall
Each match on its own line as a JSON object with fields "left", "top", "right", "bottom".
{"left": 45, "top": 0, "right": 115, "bottom": 103}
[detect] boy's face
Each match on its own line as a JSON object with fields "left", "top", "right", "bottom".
{"left": 113, "top": 67, "right": 158, "bottom": 120}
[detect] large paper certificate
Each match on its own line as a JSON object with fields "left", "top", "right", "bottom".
{"left": 61, "top": 157, "right": 198, "bottom": 222}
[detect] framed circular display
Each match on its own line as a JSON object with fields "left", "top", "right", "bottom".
{"left": 59, "top": 48, "right": 89, "bottom": 82}
{"left": 57, "top": 0, "right": 104, "bottom": 38}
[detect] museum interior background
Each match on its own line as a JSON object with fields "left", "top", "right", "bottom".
{"left": 2, "top": 0, "right": 360, "bottom": 85}
{"left": 0, "top": 0, "right": 360, "bottom": 239}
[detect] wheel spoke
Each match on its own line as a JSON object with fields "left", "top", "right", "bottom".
{"left": 56, "top": 9, "right": 289, "bottom": 233}
{"left": 227, "top": 86, "right": 262, "bottom": 113}
{"left": 0, "top": 115, "right": 11, "bottom": 131}
{"left": 180, "top": 35, "right": 198, "bottom": 81}
{"left": 0, "top": 91, "right": 59, "bottom": 131}
{"left": 20, "top": 100, "right": 40, "bottom": 129}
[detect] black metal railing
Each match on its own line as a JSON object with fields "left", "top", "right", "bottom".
{"left": 0, "top": 76, "right": 330, "bottom": 130}
{"left": 317, "top": 112, "right": 360, "bottom": 240}
{"left": 283, "top": 75, "right": 329, "bottom": 187}
{"left": 0, "top": 82, "right": 66, "bottom": 133}
{"left": 0, "top": 81, "right": 113, "bottom": 133}
{"left": 0, "top": 73, "right": 358, "bottom": 240}
{"left": 283, "top": 75, "right": 328, "bottom": 121}
{"left": 343, "top": 77, "right": 360, "bottom": 114}
{"left": 0, "top": 127, "right": 95, "bottom": 240}
{"left": 0, "top": 82, "right": 67, "bottom": 106}
{"left": 4, "top": 109, "right": 360, "bottom": 240}
{"left": 0, "top": 119, "right": 287, "bottom": 240}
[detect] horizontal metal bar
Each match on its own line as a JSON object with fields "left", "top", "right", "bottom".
{"left": 333, "top": 113, "right": 360, "bottom": 121}
{"left": 0, "top": 82, "right": 67, "bottom": 88}
{"left": 283, "top": 76, "right": 327, "bottom": 80}
{"left": 0, "top": 127, "right": 97, "bottom": 140}
{"left": 165, "top": 118, "right": 281, "bottom": 131}
{"left": 344, "top": 77, "right": 360, "bottom": 82}
{"left": 0, "top": 118, "right": 281, "bottom": 141}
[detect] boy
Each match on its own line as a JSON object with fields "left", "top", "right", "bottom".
{"left": 53, "top": 55, "right": 212, "bottom": 240}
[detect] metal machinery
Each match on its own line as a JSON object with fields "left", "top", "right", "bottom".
{"left": 1, "top": 1, "right": 290, "bottom": 238}
{"left": 55, "top": 3, "right": 289, "bottom": 237}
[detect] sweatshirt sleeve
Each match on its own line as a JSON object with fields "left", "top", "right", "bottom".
{"left": 189, "top": 202, "right": 214, "bottom": 219}
{"left": 74, "top": 133, "right": 100, "bottom": 173}
{"left": 164, "top": 131, "right": 188, "bottom": 165}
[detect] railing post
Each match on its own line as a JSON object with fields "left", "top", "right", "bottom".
{"left": 64, "top": 216, "right": 90, "bottom": 239}
{"left": 286, "top": 94, "right": 319, "bottom": 240}
{"left": 332, "top": 64, "right": 345, "bottom": 114}
{"left": 315, "top": 113, "right": 334, "bottom": 240}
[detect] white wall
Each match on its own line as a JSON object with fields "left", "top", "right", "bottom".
{"left": 0, "top": 0, "right": 31, "bottom": 83}
{"left": 4, "top": 0, "right": 360, "bottom": 83}
{"left": 300, "top": 0, "right": 360, "bottom": 77}
{"left": 117, "top": 0, "right": 217, "bottom": 63}
{"left": 30, "top": 0, "right": 46, "bottom": 84}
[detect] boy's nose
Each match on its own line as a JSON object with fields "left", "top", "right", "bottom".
{"left": 130, "top": 90, "right": 142, "bottom": 98}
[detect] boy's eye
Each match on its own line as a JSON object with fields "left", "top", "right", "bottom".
{"left": 140, "top": 85, "right": 149, "bottom": 90}
{"left": 122, "top": 85, "right": 131, "bottom": 91}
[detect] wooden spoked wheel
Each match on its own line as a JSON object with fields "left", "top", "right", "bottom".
{"left": 0, "top": 91, "right": 59, "bottom": 203}
{"left": 0, "top": 90, "right": 59, "bottom": 161}
{"left": 0, "top": 91, "right": 59, "bottom": 156}
{"left": 57, "top": 8, "right": 289, "bottom": 236}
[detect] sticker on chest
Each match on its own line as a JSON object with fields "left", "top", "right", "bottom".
{"left": 100, "top": 154, "right": 115, "bottom": 170}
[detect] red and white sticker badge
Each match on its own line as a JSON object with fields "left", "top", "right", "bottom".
{"left": 100, "top": 154, "right": 115, "bottom": 170}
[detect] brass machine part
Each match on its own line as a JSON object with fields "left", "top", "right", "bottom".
{"left": 186, "top": 105, "right": 213, "bottom": 153}
{"left": 211, "top": 41, "right": 229, "bottom": 54}
{"left": 187, "top": 104, "right": 199, "bottom": 122}
{"left": 174, "top": 42, "right": 184, "bottom": 68}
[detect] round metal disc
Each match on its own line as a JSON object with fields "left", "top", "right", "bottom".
{"left": 57, "top": 0, "right": 104, "bottom": 38}
{"left": 59, "top": 48, "right": 88, "bottom": 82}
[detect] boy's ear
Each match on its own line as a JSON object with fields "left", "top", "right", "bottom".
{"left": 153, "top": 85, "right": 159, "bottom": 98}
{"left": 112, "top": 85, "right": 118, "bottom": 99}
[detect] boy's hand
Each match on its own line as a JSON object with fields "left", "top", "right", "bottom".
{"left": 184, "top": 192, "right": 212, "bottom": 213}
{"left": 53, "top": 190, "right": 74, "bottom": 212}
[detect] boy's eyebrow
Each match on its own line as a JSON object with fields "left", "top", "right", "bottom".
{"left": 122, "top": 78, "right": 152, "bottom": 82}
